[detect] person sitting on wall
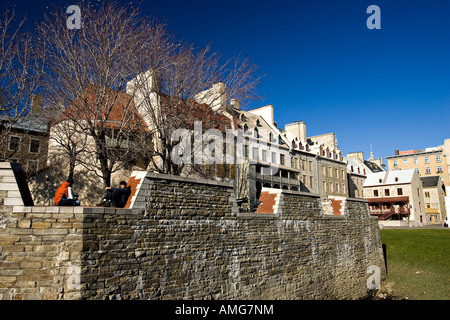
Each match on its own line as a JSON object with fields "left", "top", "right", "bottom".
{"left": 54, "top": 178, "right": 80, "bottom": 206}
{"left": 96, "top": 180, "right": 131, "bottom": 208}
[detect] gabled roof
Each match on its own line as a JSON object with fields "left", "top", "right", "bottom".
{"left": 53, "top": 84, "right": 148, "bottom": 131}
{"left": 420, "top": 176, "right": 441, "bottom": 188}
{"left": 364, "top": 169, "right": 416, "bottom": 187}
{"left": 364, "top": 160, "right": 385, "bottom": 173}
{"left": 346, "top": 157, "right": 366, "bottom": 176}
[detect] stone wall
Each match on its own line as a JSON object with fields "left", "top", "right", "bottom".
{"left": 0, "top": 165, "right": 385, "bottom": 300}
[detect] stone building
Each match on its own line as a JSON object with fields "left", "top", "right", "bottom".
{"left": 420, "top": 176, "right": 447, "bottom": 224}
{"left": 345, "top": 151, "right": 386, "bottom": 199}
{"left": 363, "top": 169, "right": 427, "bottom": 227}
{"left": 0, "top": 110, "right": 49, "bottom": 176}
{"left": 346, "top": 156, "right": 367, "bottom": 198}
{"left": 386, "top": 140, "right": 450, "bottom": 188}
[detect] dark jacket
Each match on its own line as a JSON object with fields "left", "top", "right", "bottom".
{"left": 110, "top": 186, "right": 131, "bottom": 208}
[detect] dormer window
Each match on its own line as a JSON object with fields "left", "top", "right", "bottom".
{"left": 395, "top": 177, "right": 399, "bottom": 182}
{"left": 256, "top": 119, "right": 261, "bottom": 127}
{"left": 379, "top": 178, "right": 382, "bottom": 183}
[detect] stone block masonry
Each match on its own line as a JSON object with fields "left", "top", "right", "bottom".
{"left": 0, "top": 164, "right": 385, "bottom": 300}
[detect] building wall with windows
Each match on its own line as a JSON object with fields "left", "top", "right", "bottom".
{"left": 421, "top": 176, "right": 447, "bottom": 224}
{"left": 386, "top": 144, "right": 449, "bottom": 188}
{"left": 0, "top": 121, "right": 49, "bottom": 176}
{"left": 363, "top": 169, "right": 427, "bottom": 226}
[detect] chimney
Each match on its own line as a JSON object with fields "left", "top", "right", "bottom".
{"left": 395, "top": 150, "right": 399, "bottom": 156}
{"left": 30, "top": 95, "right": 43, "bottom": 114}
{"left": 230, "top": 98, "right": 240, "bottom": 110}
{"left": 285, "top": 121, "right": 307, "bottom": 142}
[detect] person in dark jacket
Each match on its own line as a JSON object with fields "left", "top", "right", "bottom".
{"left": 96, "top": 180, "right": 131, "bottom": 208}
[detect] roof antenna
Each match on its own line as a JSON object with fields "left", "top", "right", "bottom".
{"left": 369, "top": 144, "right": 375, "bottom": 160}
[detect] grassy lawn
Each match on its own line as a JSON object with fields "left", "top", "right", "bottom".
{"left": 380, "top": 228, "right": 449, "bottom": 300}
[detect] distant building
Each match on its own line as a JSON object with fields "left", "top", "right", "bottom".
{"left": 386, "top": 139, "right": 450, "bottom": 222}
{"left": 0, "top": 96, "right": 49, "bottom": 176}
{"left": 420, "top": 176, "right": 447, "bottom": 224}
{"left": 363, "top": 169, "right": 427, "bottom": 227}
{"left": 345, "top": 150, "right": 386, "bottom": 199}
{"left": 386, "top": 140, "right": 450, "bottom": 188}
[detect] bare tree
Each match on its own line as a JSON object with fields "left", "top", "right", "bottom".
{"left": 0, "top": 5, "right": 44, "bottom": 159}
{"left": 129, "top": 44, "right": 262, "bottom": 176}
{"left": 39, "top": 1, "right": 262, "bottom": 187}
{"left": 38, "top": 1, "right": 158, "bottom": 187}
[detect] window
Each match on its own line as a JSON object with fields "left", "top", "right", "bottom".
{"left": 414, "top": 158, "right": 419, "bottom": 165}
{"left": 309, "top": 161, "right": 312, "bottom": 171}
{"left": 335, "top": 168, "right": 338, "bottom": 177}
{"left": 425, "top": 167, "right": 431, "bottom": 174}
{"left": 280, "top": 154, "right": 285, "bottom": 166}
{"left": 336, "top": 183, "right": 339, "bottom": 193}
{"left": 393, "top": 160, "right": 398, "bottom": 167}
{"left": 329, "top": 182, "right": 333, "bottom": 192}
{"left": 403, "top": 159, "right": 408, "bottom": 165}
{"left": 415, "top": 168, "right": 420, "bottom": 174}
{"left": 385, "top": 189, "right": 390, "bottom": 196}
{"left": 310, "top": 177, "right": 313, "bottom": 188}
{"left": 437, "top": 165, "right": 443, "bottom": 173}
{"left": 425, "top": 191, "right": 430, "bottom": 198}
{"left": 271, "top": 152, "right": 276, "bottom": 164}
{"left": 436, "top": 155, "right": 441, "bottom": 162}
{"left": 374, "top": 190, "right": 379, "bottom": 197}
{"left": 29, "top": 139, "right": 40, "bottom": 154}
{"left": 252, "top": 147, "right": 258, "bottom": 160}
{"left": 426, "top": 203, "right": 431, "bottom": 209}
{"left": 302, "top": 159, "right": 306, "bottom": 170}
{"left": 328, "top": 166, "right": 332, "bottom": 176}
{"left": 323, "top": 180, "right": 327, "bottom": 191}
{"left": 262, "top": 149, "right": 267, "bottom": 162}
{"left": 397, "top": 188, "right": 403, "bottom": 195}
{"left": 8, "top": 136, "right": 20, "bottom": 151}
{"left": 244, "top": 145, "right": 249, "bottom": 158}
{"left": 424, "top": 157, "right": 430, "bottom": 164}
{"left": 254, "top": 128, "right": 259, "bottom": 138}
{"left": 322, "top": 165, "right": 326, "bottom": 176}
{"left": 342, "top": 183, "right": 345, "bottom": 194}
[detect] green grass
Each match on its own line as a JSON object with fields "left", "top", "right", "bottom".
{"left": 380, "top": 229, "right": 450, "bottom": 300}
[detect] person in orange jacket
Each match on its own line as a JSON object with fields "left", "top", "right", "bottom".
{"left": 54, "top": 178, "right": 80, "bottom": 206}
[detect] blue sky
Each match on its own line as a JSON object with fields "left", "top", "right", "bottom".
{"left": 9, "top": 0, "right": 450, "bottom": 167}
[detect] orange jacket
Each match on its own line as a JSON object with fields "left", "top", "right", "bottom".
{"left": 54, "top": 182, "right": 70, "bottom": 205}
